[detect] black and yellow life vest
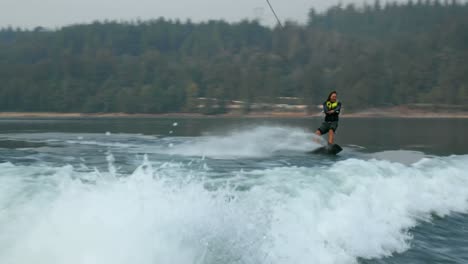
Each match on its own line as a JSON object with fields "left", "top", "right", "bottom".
{"left": 326, "top": 101, "right": 339, "bottom": 110}
{"left": 324, "top": 100, "right": 341, "bottom": 122}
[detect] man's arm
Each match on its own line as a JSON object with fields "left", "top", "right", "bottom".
{"left": 334, "top": 102, "right": 341, "bottom": 114}
{"left": 324, "top": 102, "right": 334, "bottom": 114}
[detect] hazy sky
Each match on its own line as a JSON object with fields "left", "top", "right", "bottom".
{"left": 0, "top": 0, "right": 406, "bottom": 29}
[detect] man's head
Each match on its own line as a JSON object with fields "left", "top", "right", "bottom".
{"left": 328, "top": 91, "right": 337, "bottom": 102}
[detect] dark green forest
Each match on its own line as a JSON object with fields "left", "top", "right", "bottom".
{"left": 1, "top": 1, "right": 467, "bottom": 113}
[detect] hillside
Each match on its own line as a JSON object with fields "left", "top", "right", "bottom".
{"left": 0, "top": 1, "right": 467, "bottom": 114}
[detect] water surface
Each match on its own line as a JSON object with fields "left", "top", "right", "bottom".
{"left": 0, "top": 117, "right": 467, "bottom": 264}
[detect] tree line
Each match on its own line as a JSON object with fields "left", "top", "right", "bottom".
{"left": 0, "top": 0, "right": 467, "bottom": 113}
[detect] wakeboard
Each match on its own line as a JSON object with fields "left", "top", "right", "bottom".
{"left": 309, "top": 144, "right": 343, "bottom": 155}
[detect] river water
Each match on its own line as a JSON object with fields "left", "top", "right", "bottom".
{"left": 0, "top": 117, "right": 467, "bottom": 264}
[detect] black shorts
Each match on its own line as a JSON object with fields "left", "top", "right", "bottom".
{"left": 317, "top": 121, "right": 338, "bottom": 134}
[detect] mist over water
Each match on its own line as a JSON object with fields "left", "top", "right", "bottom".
{"left": 0, "top": 118, "right": 467, "bottom": 264}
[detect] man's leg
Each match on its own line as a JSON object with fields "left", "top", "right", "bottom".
{"left": 328, "top": 129, "right": 334, "bottom": 145}
{"left": 313, "top": 130, "right": 322, "bottom": 144}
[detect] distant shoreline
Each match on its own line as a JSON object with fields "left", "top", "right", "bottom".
{"left": 1, "top": 110, "right": 468, "bottom": 119}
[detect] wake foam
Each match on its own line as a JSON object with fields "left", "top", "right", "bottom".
{"left": 258, "top": 156, "right": 468, "bottom": 263}
{"left": 167, "top": 126, "right": 321, "bottom": 158}
{"left": 0, "top": 155, "right": 467, "bottom": 264}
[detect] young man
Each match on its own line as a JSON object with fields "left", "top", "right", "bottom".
{"left": 315, "top": 91, "right": 341, "bottom": 145}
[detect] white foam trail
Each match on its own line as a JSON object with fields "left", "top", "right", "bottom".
{"left": 167, "top": 126, "right": 321, "bottom": 158}
{"left": 0, "top": 155, "right": 467, "bottom": 264}
{"left": 65, "top": 140, "right": 137, "bottom": 148}
{"left": 257, "top": 156, "right": 468, "bottom": 263}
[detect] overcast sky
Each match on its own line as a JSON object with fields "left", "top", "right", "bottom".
{"left": 1, "top": 0, "right": 408, "bottom": 29}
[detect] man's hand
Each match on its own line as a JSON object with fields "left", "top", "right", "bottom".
{"left": 327, "top": 110, "right": 335, "bottom": 114}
